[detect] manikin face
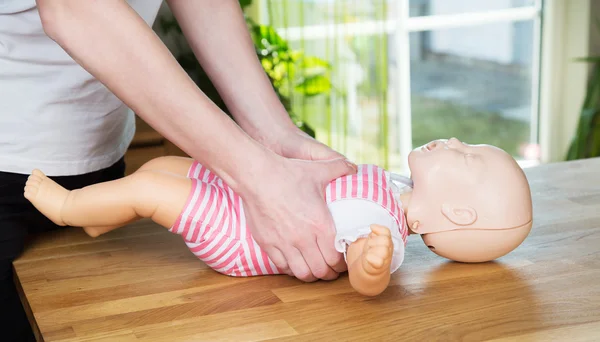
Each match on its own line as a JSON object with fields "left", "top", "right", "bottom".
{"left": 406, "top": 138, "right": 532, "bottom": 234}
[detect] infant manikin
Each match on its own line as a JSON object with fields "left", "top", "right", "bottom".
{"left": 24, "top": 137, "right": 533, "bottom": 296}
{"left": 168, "top": 162, "right": 409, "bottom": 278}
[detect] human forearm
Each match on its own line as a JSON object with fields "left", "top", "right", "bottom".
{"left": 36, "top": 0, "right": 271, "bottom": 189}
{"left": 167, "top": 0, "right": 297, "bottom": 145}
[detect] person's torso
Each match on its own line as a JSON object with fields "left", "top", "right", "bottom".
{"left": 0, "top": 0, "right": 163, "bottom": 176}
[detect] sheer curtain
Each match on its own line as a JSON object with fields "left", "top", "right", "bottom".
{"left": 264, "top": 0, "right": 399, "bottom": 170}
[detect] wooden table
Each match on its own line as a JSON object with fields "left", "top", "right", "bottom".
{"left": 13, "top": 158, "right": 600, "bottom": 341}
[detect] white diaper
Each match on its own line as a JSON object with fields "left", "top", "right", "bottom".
{"left": 330, "top": 199, "right": 405, "bottom": 273}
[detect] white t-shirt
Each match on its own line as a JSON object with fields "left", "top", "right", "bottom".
{"left": 0, "top": 0, "right": 163, "bottom": 176}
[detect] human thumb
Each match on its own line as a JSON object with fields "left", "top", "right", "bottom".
{"left": 309, "top": 144, "right": 346, "bottom": 161}
{"left": 320, "top": 158, "right": 358, "bottom": 182}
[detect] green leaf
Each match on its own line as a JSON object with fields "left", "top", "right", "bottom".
{"left": 566, "top": 108, "right": 597, "bottom": 160}
{"left": 260, "top": 58, "right": 273, "bottom": 72}
{"left": 272, "top": 61, "right": 295, "bottom": 82}
{"left": 574, "top": 56, "right": 600, "bottom": 63}
{"left": 289, "top": 50, "right": 304, "bottom": 62}
{"left": 589, "top": 113, "right": 600, "bottom": 157}
{"left": 580, "top": 108, "right": 597, "bottom": 157}
{"left": 583, "top": 65, "right": 600, "bottom": 110}
{"left": 298, "top": 56, "right": 330, "bottom": 80}
{"left": 299, "top": 56, "right": 331, "bottom": 69}
{"left": 276, "top": 81, "right": 292, "bottom": 98}
{"left": 301, "top": 66, "right": 328, "bottom": 79}
{"left": 251, "top": 25, "right": 290, "bottom": 54}
{"left": 298, "top": 121, "right": 316, "bottom": 138}
{"left": 566, "top": 139, "right": 578, "bottom": 160}
{"left": 239, "top": 0, "right": 253, "bottom": 9}
{"left": 295, "top": 75, "right": 331, "bottom": 96}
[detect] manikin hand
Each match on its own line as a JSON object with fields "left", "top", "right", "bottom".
{"left": 240, "top": 156, "right": 357, "bottom": 282}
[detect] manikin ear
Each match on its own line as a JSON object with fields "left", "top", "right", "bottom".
{"left": 441, "top": 203, "right": 477, "bottom": 226}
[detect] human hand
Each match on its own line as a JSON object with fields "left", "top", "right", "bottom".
{"left": 239, "top": 155, "right": 357, "bottom": 282}
{"left": 260, "top": 126, "right": 346, "bottom": 161}
{"left": 281, "top": 129, "right": 347, "bottom": 161}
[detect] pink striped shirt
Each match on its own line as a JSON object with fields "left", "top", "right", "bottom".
{"left": 169, "top": 162, "right": 408, "bottom": 277}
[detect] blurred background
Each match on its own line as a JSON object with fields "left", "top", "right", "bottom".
{"left": 126, "top": 0, "right": 599, "bottom": 175}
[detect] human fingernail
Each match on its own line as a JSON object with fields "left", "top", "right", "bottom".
{"left": 345, "top": 159, "right": 357, "bottom": 169}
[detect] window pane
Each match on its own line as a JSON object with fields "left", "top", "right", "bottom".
{"left": 409, "top": 20, "right": 536, "bottom": 160}
{"left": 410, "top": 0, "right": 536, "bottom": 17}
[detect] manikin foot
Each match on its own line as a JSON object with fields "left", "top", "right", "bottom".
{"left": 361, "top": 225, "right": 394, "bottom": 276}
{"left": 24, "top": 169, "right": 69, "bottom": 226}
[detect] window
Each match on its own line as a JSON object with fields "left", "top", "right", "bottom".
{"left": 266, "top": 0, "right": 542, "bottom": 172}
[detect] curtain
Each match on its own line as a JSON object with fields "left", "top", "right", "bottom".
{"left": 264, "top": 0, "right": 399, "bottom": 170}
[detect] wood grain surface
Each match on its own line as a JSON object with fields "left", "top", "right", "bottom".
{"left": 13, "top": 158, "right": 600, "bottom": 341}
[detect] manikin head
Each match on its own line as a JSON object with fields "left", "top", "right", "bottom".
{"left": 404, "top": 137, "right": 533, "bottom": 263}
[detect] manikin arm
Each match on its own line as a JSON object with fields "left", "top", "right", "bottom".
{"left": 345, "top": 225, "right": 394, "bottom": 296}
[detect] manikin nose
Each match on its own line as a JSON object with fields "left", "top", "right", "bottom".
{"left": 425, "top": 140, "right": 442, "bottom": 151}
{"left": 426, "top": 139, "right": 454, "bottom": 151}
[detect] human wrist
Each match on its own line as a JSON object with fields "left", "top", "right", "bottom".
{"left": 237, "top": 111, "right": 299, "bottom": 153}
{"left": 223, "top": 139, "right": 285, "bottom": 196}
{"left": 254, "top": 123, "right": 300, "bottom": 154}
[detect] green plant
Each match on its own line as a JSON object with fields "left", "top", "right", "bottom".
{"left": 156, "top": 0, "right": 332, "bottom": 138}
{"left": 565, "top": 57, "right": 600, "bottom": 160}
{"left": 566, "top": 21, "right": 600, "bottom": 160}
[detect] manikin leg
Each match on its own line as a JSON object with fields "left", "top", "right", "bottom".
{"left": 136, "top": 156, "right": 195, "bottom": 175}
{"left": 79, "top": 156, "right": 196, "bottom": 236}
{"left": 23, "top": 169, "right": 192, "bottom": 235}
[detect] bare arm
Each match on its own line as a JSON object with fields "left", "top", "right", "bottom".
{"left": 36, "top": 0, "right": 356, "bottom": 282}
{"left": 38, "top": 0, "right": 267, "bottom": 188}
{"left": 167, "top": 0, "right": 345, "bottom": 161}
{"left": 36, "top": 0, "right": 268, "bottom": 190}
{"left": 166, "top": 0, "right": 296, "bottom": 150}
